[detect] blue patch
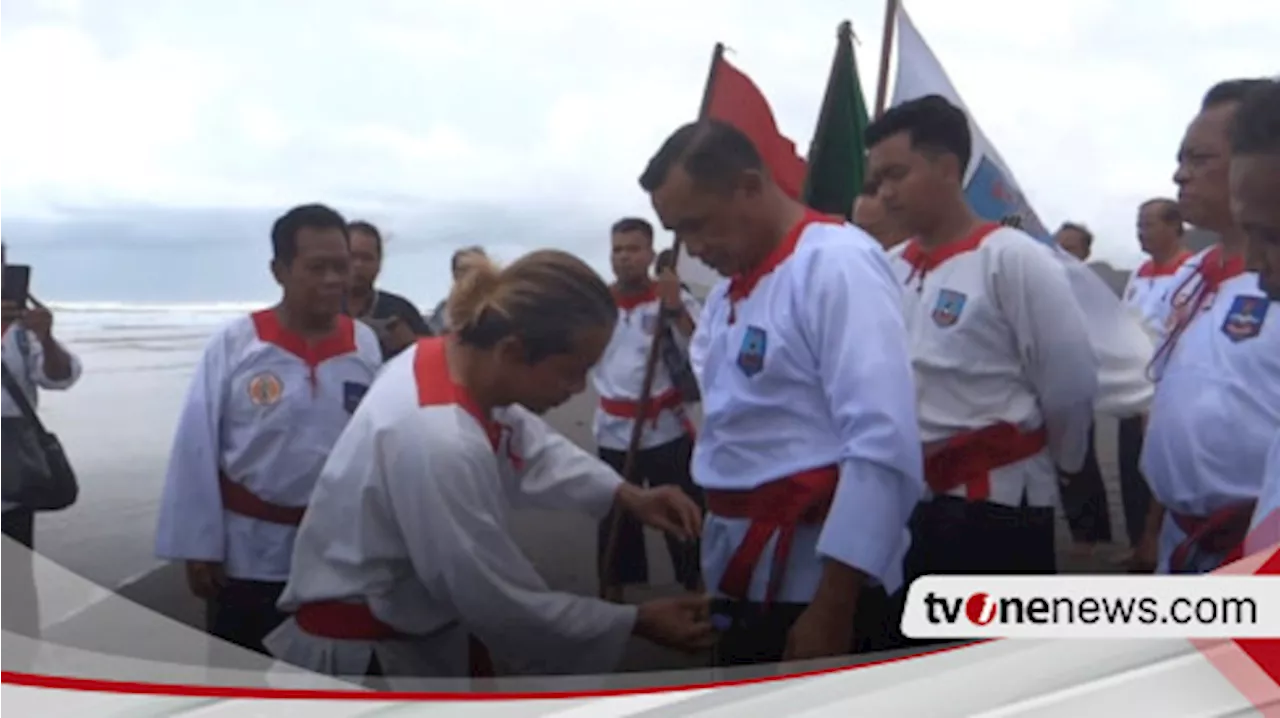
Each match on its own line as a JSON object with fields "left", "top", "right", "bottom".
{"left": 736, "top": 325, "right": 767, "bottom": 378}
{"left": 1220, "top": 295, "right": 1270, "bottom": 343}
{"left": 343, "top": 381, "right": 369, "bottom": 413}
{"left": 931, "top": 289, "right": 968, "bottom": 328}
{"left": 640, "top": 311, "right": 658, "bottom": 336}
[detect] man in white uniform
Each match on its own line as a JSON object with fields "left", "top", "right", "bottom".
{"left": 2, "top": 243, "right": 83, "bottom": 639}
{"left": 1228, "top": 80, "right": 1280, "bottom": 556}
{"left": 866, "top": 96, "right": 1099, "bottom": 588}
{"left": 1140, "top": 78, "right": 1280, "bottom": 573}
{"left": 267, "top": 250, "right": 712, "bottom": 681}
{"left": 1110, "top": 199, "right": 1192, "bottom": 567}
{"left": 593, "top": 217, "right": 704, "bottom": 601}
{"left": 154, "top": 204, "right": 383, "bottom": 656}
{"left": 639, "top": 119, "right": 925, "bottom": 664}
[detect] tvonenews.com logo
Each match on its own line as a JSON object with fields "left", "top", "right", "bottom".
{"left": 900, "top": 576, "right": 1280, "bottom": 639}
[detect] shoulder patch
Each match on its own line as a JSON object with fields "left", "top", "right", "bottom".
{"left": 247, "top": 371, "right": 284, "bottom": 406}
{"left": 736, "top": 325, "right": 768, "bottom": 378}
{"left": 1221, "top": 295, "right": 1270, "bottom": 343}
{"left": 931, "top": 289, "right": 968, "bottom": 328}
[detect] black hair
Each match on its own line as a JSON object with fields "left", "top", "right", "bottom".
{"left": 611, "top": 217, "right": 654, "bottom": 241}
{"left": 638, "top": 119, "right": 765, "bottom": 194}
{"left": 1202, "top": 78, "right": 1274, "bottom": 111}
{"left": 1140, "top": 198, "right": 1185, "bottom": 233}
{"left": 1228, "top": 79, "right": 1280, "bottom": 155}
{"left": 347, "top": 220, "right": 383, "bottom": 255}
{"left": 655, "top": 248, "right": 676, "bottom": 272}
{"left": 865, "top": 94, "right": 972, "bottom": 171}
{"left": 1057, "top": 221, "right": 1094, "bottom": 249}
{"left": 451, "top": 245, "right": 487, "bottom": 273}
{"left": 271, "top": 204, "right": 348, "bottom": 265}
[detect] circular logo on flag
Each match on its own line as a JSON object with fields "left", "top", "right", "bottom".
{"left": 247, "top": 371, "right": 284, "bottom": 406}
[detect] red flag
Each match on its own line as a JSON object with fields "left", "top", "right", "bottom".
{"left": 704, "top": 55, "right": 808, "bottom": 200}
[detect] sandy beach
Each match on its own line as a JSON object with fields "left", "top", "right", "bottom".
{"left": 26, "top": 305, "right": 1134, "bottom": 672}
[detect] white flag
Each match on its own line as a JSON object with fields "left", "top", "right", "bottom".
{"left": 892, "top": 4, "right": 1155, "bottom": 417}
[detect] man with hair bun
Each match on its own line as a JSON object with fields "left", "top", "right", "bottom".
{"left": 267, "top": 249, "right": 714, "bottom": 682}
{"left": 640, "top": 118, "right": 925, "bottom": 664}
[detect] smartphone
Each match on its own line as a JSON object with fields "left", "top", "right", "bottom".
{"left": 2, "top": 264, "right": 31, "bottom": 308}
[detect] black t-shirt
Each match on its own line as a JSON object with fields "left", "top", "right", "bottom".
{"left": 350, "top": 289, "right": 434, "bottom": 360}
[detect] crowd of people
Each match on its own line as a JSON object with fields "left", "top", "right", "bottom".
{"left": 1, "top": 76, "right": 1277, "bottom": 684}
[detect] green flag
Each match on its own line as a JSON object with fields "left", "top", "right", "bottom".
{"left": 802, "top": 21, "right": 871, "bottom": 219}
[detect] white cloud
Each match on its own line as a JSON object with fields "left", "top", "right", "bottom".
{"left": 1, "top": 0, "right": 1276, "bottom": 269}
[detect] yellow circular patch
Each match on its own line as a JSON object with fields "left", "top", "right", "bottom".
{"left": 247, "top": 372, "right": 284, "bottom": 406}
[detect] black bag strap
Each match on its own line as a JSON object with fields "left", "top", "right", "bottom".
{"left": 1, "top": 350, "right": 52, "bottom": 438}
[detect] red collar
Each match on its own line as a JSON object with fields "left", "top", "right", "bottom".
{"left": 412, "top": 337, "right": 521, "bottom": 468}
{"left": 1196, "top": 245, "right": 1247, "bottom": 292}
{"left": 251, "top": 309, "right": 357, "bottom": 368}
{"left": 612, "top": 283, "right": 657, "bottom": 311}
{"left": 901, "top": 222, "right": 1001, "bottom": 282}
{"left": 1136, "top": 250, "right": 1194, "bottom": 278}
{"left": 727, "top": 210, "right": 841, "bottom": 306}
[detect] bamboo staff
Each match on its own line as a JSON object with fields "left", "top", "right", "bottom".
{"left": 597, "top": 42, "right": 724, "bottom": 600}
{"left": 873, "top": 0, "right": 901, "bottom": 118}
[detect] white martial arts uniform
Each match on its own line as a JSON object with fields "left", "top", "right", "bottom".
{"left": 267, "top": 337, "right": 638, "bottom": 679}
{"left": 1122, "top": 252, "right": 1195, "bottom": 338}
{"left": 1141, "top": 247, "right": 1280, "bottom": 573}
{"left": 154, "top": 311, "right": 383, "bottom": 584}
{"left": 691, "top": 211, "right": 924, "bottom": 607}
{"left": 886, "top": 223, "right": 1099, "bottom": 511}
{"left": 591, "top": 284, "right": 702, "bottom": 452}
{"left": 1246, "top": 432, "right": 1280, "bottom": 557}
{"left": 2, "top": 323, "right": 84, "bottom": 514}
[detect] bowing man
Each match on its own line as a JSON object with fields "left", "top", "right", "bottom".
{"left": 267, "top": 249, "right": 714, "bottom": 681}
{"left": 1141, "top": 78, "right": 1280, "bottom": 573}
{"left": 154, "top": 204, "right": 384, "bottom": 656}
{"left": 867, "top": 96, "right": 1100, "bottom": 583}
{"left": 640, "top": 119, "right": 925, "bottom": 665}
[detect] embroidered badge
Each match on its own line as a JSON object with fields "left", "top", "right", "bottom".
{"left": 247, "top": 371, "right": 283, "bottom": 406}
{"left": 931, "top": 289, "right": 967, "bottom": 328}
{"left": 343, "top": 381, "right": 369, "bottom": 413}
{"left": 736, "top": 325, "right": 767, "bottom": 378}
{"left": 1221, "top": 295, "right": 1269, "bottom": 343}
{"left": 641, "top": 311, "right": 659, "bottom": 336}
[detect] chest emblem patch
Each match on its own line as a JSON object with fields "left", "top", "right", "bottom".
{"left": 736, "top": 325, "right": 767, "bottom": 378}
{"left": 247, "top": 371, "right": 284, "bottom": 406}
{"left": 931, "top": 288, "right": 968, "bottom": 328}
{"left": 1221, "top": 295, "right": 1270, "bottom": 343}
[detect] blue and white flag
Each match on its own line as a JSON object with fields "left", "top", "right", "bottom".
{"left": 891, "top": 4, "right": 1156, "bottom": 417}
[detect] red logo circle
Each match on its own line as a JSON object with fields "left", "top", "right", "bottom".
{"left": 965, "top": 592, "right": 996, "bottom": 625}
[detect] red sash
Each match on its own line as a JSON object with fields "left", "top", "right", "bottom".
{"left": 598, "top": 387, "right": 696, "bottom": 438}
{"left": 924, "top": 423, "right": 1048, "bottom": 501}
{"left": 295, "top": 601, "right": 495, "bottom": 677}
{"left": 704, "top": 466, "right": 839, "bottom": 606}
{"left": 218, "top": 473, "right": 306, "bottom": 526}
{"left": 1169, "top": 503, "right": 1256, "bottom": 573}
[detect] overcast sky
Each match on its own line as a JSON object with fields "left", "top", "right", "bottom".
{"left": 3, "top": 0, "right": 1278, "bottom": 270}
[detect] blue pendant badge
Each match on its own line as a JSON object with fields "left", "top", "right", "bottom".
{"left": 1220, "top": 295, "right": 1269, "bottom": 343}
{"left": 931, "top": 288, "right": 968, "bottom": 328}
{"left": 736, "top": 325, "right": 768, "bottom": 378}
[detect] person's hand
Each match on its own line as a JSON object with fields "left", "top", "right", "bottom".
{"left": 1, "top": 300, "right": 22, "bottom": 327}
{"left": 616, "top": 483, "right": 701, "bottom": 542}
{"left": 22, "top": 301, "right": 53, "bottom": 341}
{"left": 634, "top": 593, "right": 716, "bottom": 653}
{"left": 784, "top": 600, "right": 855, "bottom": 662}
{"left": 185, "top": 560, "right": 226, "bottom": 600}
{"left": 1129, "top": 536, "right": 1158, "bottom": 573}
{"left": 656, "top": 267, "right": 682, "bottom": 311}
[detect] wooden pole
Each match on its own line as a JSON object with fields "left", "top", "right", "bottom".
{"left": 597, "top": 42, "right": 724, "bottom": 600}
{"left": 873, "top": 0, "right": 900, "bottom": 118}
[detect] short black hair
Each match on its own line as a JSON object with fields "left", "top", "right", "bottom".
{"left": 865, "top": 94, "right": 972, "bottom": 171}
{"left": 1202, "top": 78, "right": 1274, "bottom": 110}
{"left": 655, "top": 248, "right": 676, "bottom": 272}
{"left": 451, "top": 245, "right": 486, "bottom": 273}
{"left": 638, "top": 120, "right": 764, "bottom": 194}
{"left": 611, "top": 217, "right": 654, "bottom": 241}
{"left": 1229, "top": 79, "right": 1280, "bottom": 155}
{"left": 271, "top": 204, "right": 348, "bottom": 265}
{"left": 1140, "top": 198, "right": 1184, "bottom": 231}
{"left": 1057, "top": 221, "right": 1094, "bottom": 248}
{"left": 347, "top": 220, "right": 383, "bottom": 255}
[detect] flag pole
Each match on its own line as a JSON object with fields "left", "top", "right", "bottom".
{"left": 597, "top": 43, "right": 723, "bottom": 600}
{"left": 873, "top": 0, "right": 900, "bottom": 118}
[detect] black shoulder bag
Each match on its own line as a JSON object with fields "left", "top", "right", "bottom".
{"left": 1, "top": 341, "right": 79, "bottom": 512}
